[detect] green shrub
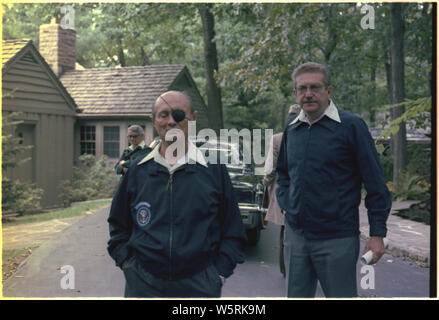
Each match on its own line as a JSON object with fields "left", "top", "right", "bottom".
{"left": 389, "top": 170, "right": 430, "bottom": 201}
{"left": 2, "top": 112, "right": 44, "bottom": 216}
{"left": 406, "top": 144, "right": 431, "bottom": 179}
{"left": 2, "top": 177, "right": 44, "bottom": 215}
{"left": 393, "top": 200, "right": 430, "bottom": 225}
{"left": 58, "top": 154, "right": 118, "bottom": 206}
{"left": 378, "top": 143, "right": 431, "bottom": 200}
{"left": 379, "top": 152, "right": 393, "bottom": 184}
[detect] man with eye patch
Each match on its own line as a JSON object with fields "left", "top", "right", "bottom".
{"left": 114, "top": 125, "right": 151, "bottom": 176}
{"left": 107, "top": 90, "right": 247, "bottom": 298}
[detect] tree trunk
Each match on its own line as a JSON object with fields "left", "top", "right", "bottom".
{"left": 422, "top": 4, "right": 432, "bottom": 96}
{"left": 382, "top": 43, "right": 393, "bottom": 104}
{"left": 389, "top": 3, "right": 408, "bottom": 189}
{"left": 116, "top": 37, "right": 126, "bottom": 67}
{"left": 140, "top": 47, "right": 150, "bottom": 66}
{"left": 199, "top": 5, "right": 223, "bottom": 133}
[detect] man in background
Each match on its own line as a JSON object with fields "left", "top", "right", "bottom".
{"left": 114, "top": 125, "right": 150, "bottom": 175}
{"left": 263, "top": 104, "right": 300, "bottom": 277}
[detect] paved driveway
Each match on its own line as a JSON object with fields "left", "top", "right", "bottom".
{"left": 3, "top": 206, "right": 126, "bottom": 297}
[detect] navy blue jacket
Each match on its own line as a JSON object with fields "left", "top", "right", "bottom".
{"left": 107, "top": 155, "right": 247, "bottom": 280}
{"left": 276, "top": 109, "right": 391, "bottom": 240}
{"left": 114, "top": 145, "right": 151, "bottom": 175}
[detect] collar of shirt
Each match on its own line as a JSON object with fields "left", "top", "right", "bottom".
{"left": 289, "top": 100, "right": 341, "bottom": 126}
{"left": 128, "top": 140, "right": 146, "bottom": 151}
{"left": 137, "top": 139, "right": 208, "bottom": 173}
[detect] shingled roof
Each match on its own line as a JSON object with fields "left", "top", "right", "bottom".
{"left": 2, "top": 39, "right": 78, "bottom": 113}
{"left": 60, "top": 65, "right": 187, "bottom": 116}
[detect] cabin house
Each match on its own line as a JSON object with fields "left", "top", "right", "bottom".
{"left": 2, "top": 39, "right": 78, "bottom": 207}
{"left": 60, "top": 64, "right": 208, "bottom": 167}
{"left": 2, "top": 19, "right": 209, "bottom": 208}
{"left": 40, "top": 18, "right": 209, "bottom": 168}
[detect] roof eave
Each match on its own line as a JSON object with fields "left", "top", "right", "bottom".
{"left": 76, "top": 113, "right": 152, "bottom": 118}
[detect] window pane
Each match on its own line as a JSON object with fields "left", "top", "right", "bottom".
{"left": 104, "top": 126, "right": 119, "bottom": 158}
{"left": 80, "top": 126, "right": 96, "bottom": 155}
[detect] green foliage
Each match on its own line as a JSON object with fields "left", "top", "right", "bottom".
{"left": 1, "top": 112, "right": 33, "bottom": 171}
{"left": 406, "top": 144, "right": 431, "bottom": 178}
{"left": 58, "top": 154, "right": 118, "bottom": 206}
{"left": 3, "top": 199, "right": 111, "bottom": 226}
{"left": 2, "top": 112, "right": 44, "bottom": 215}
{"left": 379, "top": 143, "right": 430, "bottom": 191}
{"left": 383, "top": 138, "right": 431, "bottom": 202}
{"left": 2, "top": 3, "right": 432, "bottom": 150}
{"left": 218, "top": 3, "right": 382, "bottom": 124}
{"left": 388, "top": 170, "right": 430, "bottom": 201}
{"left": 376, "top": 96, "right": 431, "bottom": 141}
{"left": 2, "top": 3, "right": 60, "bottom": 44}
{"left": 3, "top": 3, "right": 432, "bottom": 127}
{"left": 379, "top": 152, "right": 394, "bottom": 184}
{"left": 2, "top": 178, "right": 44, "bottom": 215}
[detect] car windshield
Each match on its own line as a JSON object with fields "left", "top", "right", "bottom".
{"left": 198, "top": 145, "right": 242, "bottom": 166}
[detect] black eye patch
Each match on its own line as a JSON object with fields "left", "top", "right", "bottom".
{"left": 171, "top": 109, "right": 186, "bottom": 122}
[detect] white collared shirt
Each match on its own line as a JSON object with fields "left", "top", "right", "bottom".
{"left": 289, "top": 100, "right": 341, "bottom": 126}
{"left": 128, "top": 140, "right": 146, "bottom": 151}
{"left": 138, "top": 140, "right": 208, "bottom": 173}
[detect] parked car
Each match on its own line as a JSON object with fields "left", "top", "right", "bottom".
{"left": 196, "top": 140, "right": 266, "bottom": 245}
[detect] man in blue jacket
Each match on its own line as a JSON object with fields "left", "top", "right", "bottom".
{"left": 276, "top": 62, "right": 392, "bottom": 298}
{"left": 107, "top": 90, "right": 247, "bottom": 298}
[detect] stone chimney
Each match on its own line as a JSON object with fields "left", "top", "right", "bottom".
{"left": 39, "top": 18, "right": 76, "bottom": 77}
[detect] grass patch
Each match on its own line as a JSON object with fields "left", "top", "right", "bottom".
{"left": 2, "top": 247, "right": 36, "bottom": 281}
{"left": 2, "top": 199, "right": 112, "bottom": 281}
{"left": 2, "top": 199, "right": 111, "bottom": 226}
{"left": 3, "top": 247, "right": 35, "bottom": 261}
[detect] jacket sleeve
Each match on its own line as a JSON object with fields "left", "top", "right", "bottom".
{"left": 114, "top": 163, "right": 125, "bottom": 175}
{"left": 352, "top": 119, "right": 392, "bottom": 237}
{"left": 263, "top": 135, "right": 276, "bottom": 186}
{"left": 214, "top": 164, "right": 247, "bottom": 278}
{"left": 275, "top": 128, "right": 290, "bottom": 212}
{"left": 114, "top": 150, "right": 128, "bottom": 175}
{"left": 107, "top": 171, "right": 133, "bottom": 267}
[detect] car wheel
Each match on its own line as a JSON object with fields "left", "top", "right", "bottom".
{"left": 246, "top": 227, "right": 261, "bottom": 246}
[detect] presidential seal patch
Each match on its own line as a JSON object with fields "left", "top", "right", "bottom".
{"left": 135, "top": 202, "right": 151, "bottom": 227}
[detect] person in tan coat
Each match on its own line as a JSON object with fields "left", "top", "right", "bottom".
{"left": 263, "top": 104, "right": 300, "bottom": 276}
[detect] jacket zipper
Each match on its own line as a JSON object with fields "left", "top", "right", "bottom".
{"left": 167, "top": 172, "right": 174, "bottom": 280}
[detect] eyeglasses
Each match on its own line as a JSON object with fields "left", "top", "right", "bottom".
{"left": 128, "top": 134, "right": 140, "bottom": 139}
{"left": 296, "top": 84, "right": 326, "bottom": 95}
